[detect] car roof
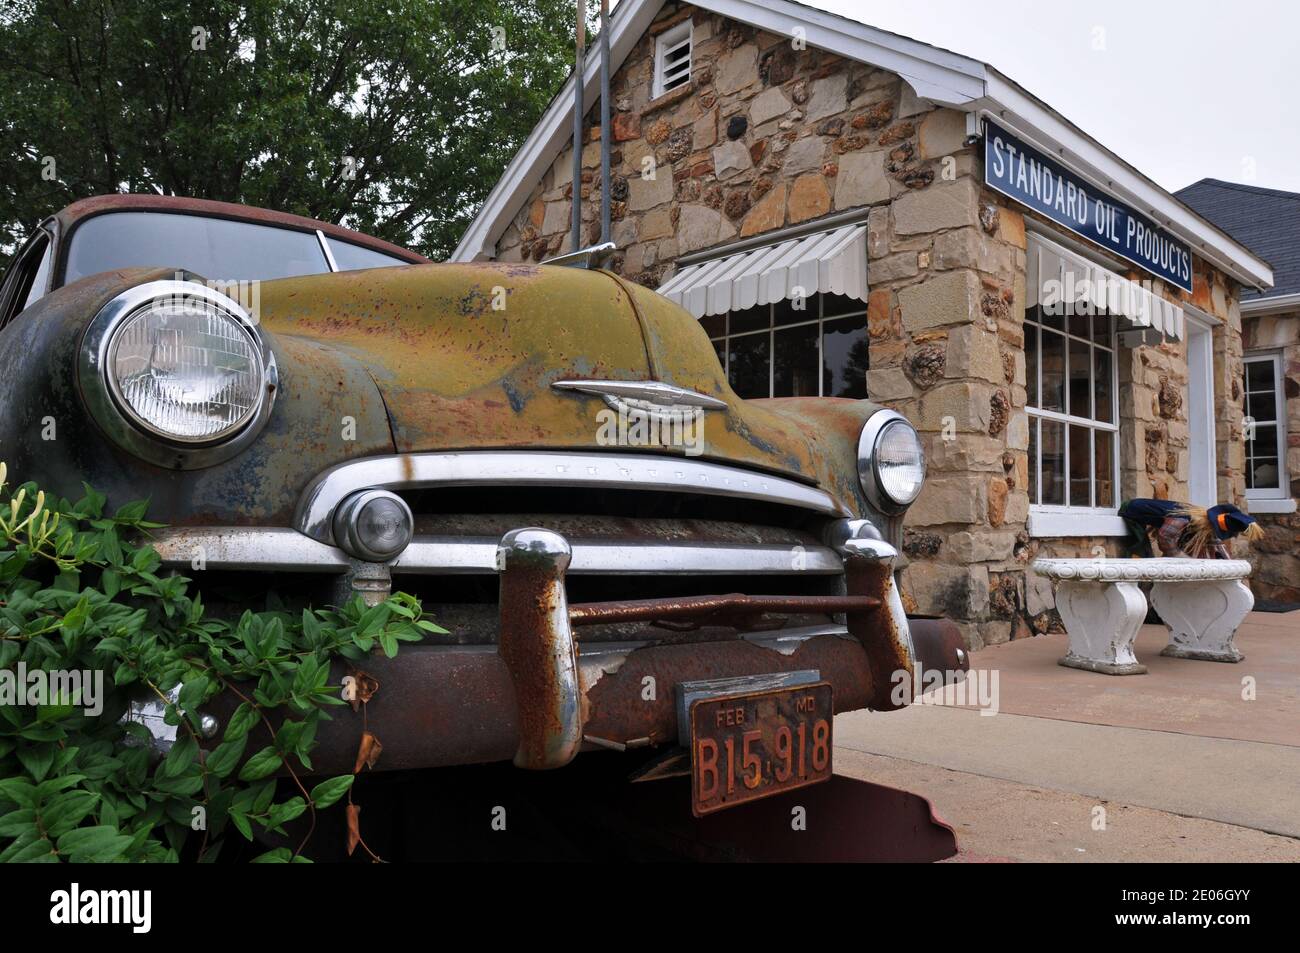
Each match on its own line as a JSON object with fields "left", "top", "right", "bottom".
{"left": 51, "top": 194, "right": 431, "bottom": 264}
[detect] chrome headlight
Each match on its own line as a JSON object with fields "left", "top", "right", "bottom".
{"left": 80, "top": 280, "right": 277, "bottom": 469}
{"left": 857, "top": 410, "right": 926, "bottom": 512}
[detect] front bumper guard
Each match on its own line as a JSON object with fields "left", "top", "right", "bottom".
{"left": 493, "top": 521, "right": 958, "bottom": 771}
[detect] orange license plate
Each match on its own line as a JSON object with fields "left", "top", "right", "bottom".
{"left": 689, "top": 682, "right": 833, "bottom": 816}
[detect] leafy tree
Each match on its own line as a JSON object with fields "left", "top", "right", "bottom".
{"left": 0, "top": 0, "right": 585, "bottom": 262}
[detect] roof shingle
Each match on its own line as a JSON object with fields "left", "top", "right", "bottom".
{"left": 1176, "top": 179, "right": 1299, "bottom": 299}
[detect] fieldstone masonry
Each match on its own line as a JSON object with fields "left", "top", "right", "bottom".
{"left": 1243, "top": 311, "right": 1300, "bottom": 602}
{"left": 492, "top": 2, "right": 1252, "bottom": 646}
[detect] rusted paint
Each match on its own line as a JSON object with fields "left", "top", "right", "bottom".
{"left": 568, "top": 593, "right": 879, "bottom": 626}
{"left": 907, "top": 616, "right": 971, "bottom": 682}
{"left": 0, "top": 266, "right": 395, "bottom": 528}
{"left": 210, "top": 634, "right": 880, "bottom": 777}
{"left": 582, "top": 635, "right": 876, "bottom": 749}
{"left": 844, "top": 545, "right": 915, "bottom": 711}
{"left": 496, "top": 529, "right": 584, "bottom": 770}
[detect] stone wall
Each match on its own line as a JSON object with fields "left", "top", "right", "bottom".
{"left": 1243, "top": 310, "right": 1300, "bottom": 602}
{"left": 490, "top": 1, "right": 1249, "bottom": 645}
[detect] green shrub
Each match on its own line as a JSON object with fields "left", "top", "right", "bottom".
{"left": 0, "top": 462, "right": 440, "bottom": 862}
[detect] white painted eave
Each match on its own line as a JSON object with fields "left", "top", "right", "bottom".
{"left": 978, "top": 69, "right": 1273, "bottom": 293}
{"left": 1240, "top": 291, "right": 1300, "bottom": 315}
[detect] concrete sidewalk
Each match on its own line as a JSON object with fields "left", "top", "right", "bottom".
{"left": 833, "top": 611, "right": 1300, "bottom": 861}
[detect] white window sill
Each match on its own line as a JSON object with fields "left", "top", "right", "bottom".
{"left": 1246, "top": 498, "right": 1297, "bottom": 515}
{"left": 1028, "top": 509, "right": 1127, "bottom": 538}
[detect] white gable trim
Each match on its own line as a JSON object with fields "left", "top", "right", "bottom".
{"left": 451, "top": 0, "right": 1272, "bottom": 295}
{"left": 451, "top": 0, "right": 985, "bottom": 263}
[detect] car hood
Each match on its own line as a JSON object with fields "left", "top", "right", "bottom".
{"left": 256, "top": 262, "right": 836, "bottom": 487}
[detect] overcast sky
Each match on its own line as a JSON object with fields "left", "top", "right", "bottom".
{"left": 801, "top": 0, "right": 1300, "bottom": 195}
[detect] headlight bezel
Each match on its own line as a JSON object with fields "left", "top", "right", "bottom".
{"left": 857, "top": 409, "right": 926, "bottom": 513}
{"left": 79, "top": 279, "right": 278, "bottom": 469}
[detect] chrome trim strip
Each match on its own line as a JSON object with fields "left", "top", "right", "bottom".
{"left": 551, "top": 379, "right": 728, "bottom": 410}
{"left": 293, "top": 451, "right": 851, "bottom": 543}
{"left": 540, "top": 241, "right": 617, "bottom": 269}
{"left": 316, "top": 229, "right": 339, "bottom": 272}
{"left": 149, "top": 527, "right": 844, "bottom": 576}
{"left": 149, "top": 527, "right": 348, "bottom": 572}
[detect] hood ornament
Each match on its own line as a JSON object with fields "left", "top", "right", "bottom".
{"left": 551, "top": 379, "right": 728, "bottom": 418}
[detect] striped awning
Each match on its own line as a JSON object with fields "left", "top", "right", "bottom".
{"left": 1028, "top": 234, "right": 1184, "bottom": 342}
{"left": 657, "top": 225, "right": 867, "bottom": 319}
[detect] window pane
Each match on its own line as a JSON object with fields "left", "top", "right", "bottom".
{"left": 1095, "top": 429, "right": 1114, "bottom": 507}
{"left": 20, "top": 237, "right": 52, "bottom": 312}
{"left": 1246, "top": 389, "right": 1277, "bottom": 425}
{"left": 1040, "top": 330, "right": 1066, "bottom": 414}
{"left": 326, "top": 237, "right": 409, "bottom": 271}
{"left": 1250, "top": 424, "right": 1279, "bottom": 460}
{"left": 773, "top": 323, "right": 819, "bottom": 397}
{"left": 729, "top": 305, "right": 769, "bottom": 334}
{"left": 773, "top": 296, "right": 815, "bottom": 327}
{"left": 1068, "top": 424, "right": 1091, "bottom": 506}
{"left": 728, "top": 332, "right": 770, "bottom": 398}
{"left": 822, "top": 316, "right": 868, "bottom": 398}
{"left": 66, "top": 211, "right": 330, "bottom": 282}
{"left": 821, "top": 293, "right": 867, "bottom": 317}
{"left": 1027, "top": 417, "right": 1039, "bottom": 505}
{"left": 1245, "top": 360, "right": 1275, "bottom": 393}
{"left": 1025, "top": 323, "right": 1039, "bottom": 408}
{"left": 1041, "top": 418, "right": 1065, "bottom": 505}
{"left": 1092, "top": 313, "right": 1112, "bottom": 346}
{"left": 1094, "top": 347, "right": 1113, "bottom": 424}
{"left": 1068, "top": 305, "right": 1090, "bottom": 340}
{"left": 700, "top": 314, "right": 726, "bottom": 338}
{"left": 712, "top": 339, "right": 726, "bottom": 370}
{"left": 1250, "top": 458, "right": 1280, "bottom": 491}
{"left": 1068, "top": 337, "right": 1091, "bottom": 420}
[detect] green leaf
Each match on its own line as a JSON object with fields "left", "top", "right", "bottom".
{"left": 56, "top": 825, "right": 134, "bottom": 862}
{"left": 250, "top": 847, "right": 293, "bottom": 863}
{"left": 224, "top": 702, "right": 258, "bottom": 742}
{"left": 15, "top": 744, "right": 55, "bottom": 784}
{"left": 205, "top": 733, "right": 247, "bottom": 779}
{"left": 237, "top": 746, "right": 282, "bottom": 782}
{"left": 113, "top": 499, "right": 150, "bottom": 522}
{"left": 309, "top": 775, "right": 354, "bottom": 809}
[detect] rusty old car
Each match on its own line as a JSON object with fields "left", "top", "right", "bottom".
{"left": 0, "top": 194, "right": 965, "bottom": 821}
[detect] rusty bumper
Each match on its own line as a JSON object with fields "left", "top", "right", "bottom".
{"left": 286, "top": 524, "right": 969, "bottom": 777}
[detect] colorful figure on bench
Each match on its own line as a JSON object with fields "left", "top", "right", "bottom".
{"left": 1119, "top": 500, "right": 1262, "bottom": 559}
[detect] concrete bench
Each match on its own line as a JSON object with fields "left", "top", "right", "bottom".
{"left": 1030, "top": 558, "right": 1254, "bottom": 675}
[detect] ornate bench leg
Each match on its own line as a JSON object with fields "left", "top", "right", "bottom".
{"left": 1055, "top": 581, "right": 1149, "bottom": 675}
{"left": 1151, "top": 580, "right": 1252, "bottom": 663}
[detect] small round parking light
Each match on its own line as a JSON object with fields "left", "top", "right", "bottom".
{"left": 333, "top": 490, "right": 414, "bottom": 562}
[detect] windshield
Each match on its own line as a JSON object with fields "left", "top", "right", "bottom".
{"left": 64, "top": 211, "right": 409, "bottom": 283}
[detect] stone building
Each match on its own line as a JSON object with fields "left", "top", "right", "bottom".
{"left": 453, "top": 0, "right": 1274, "bottom": 646}
{"left": 1179, "top": 179, "right": 1300, "bottom": 604}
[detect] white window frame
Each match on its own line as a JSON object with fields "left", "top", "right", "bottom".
{"left": 1243, "top": 351, "right": 1291, "bottom": 507}
{"left": 652, "top": 21, "right": 693, "bottom": 99}
{"left": 1025, "top": 235, "right": 1125, "bottom": 538}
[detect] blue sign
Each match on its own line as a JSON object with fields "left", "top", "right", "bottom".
{"left": 983, "top": 120, "right": 1193, "bottom": 293}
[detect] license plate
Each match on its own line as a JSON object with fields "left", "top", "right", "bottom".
{"left": 689, "top": 682, "right": 833, "bottom": 817}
